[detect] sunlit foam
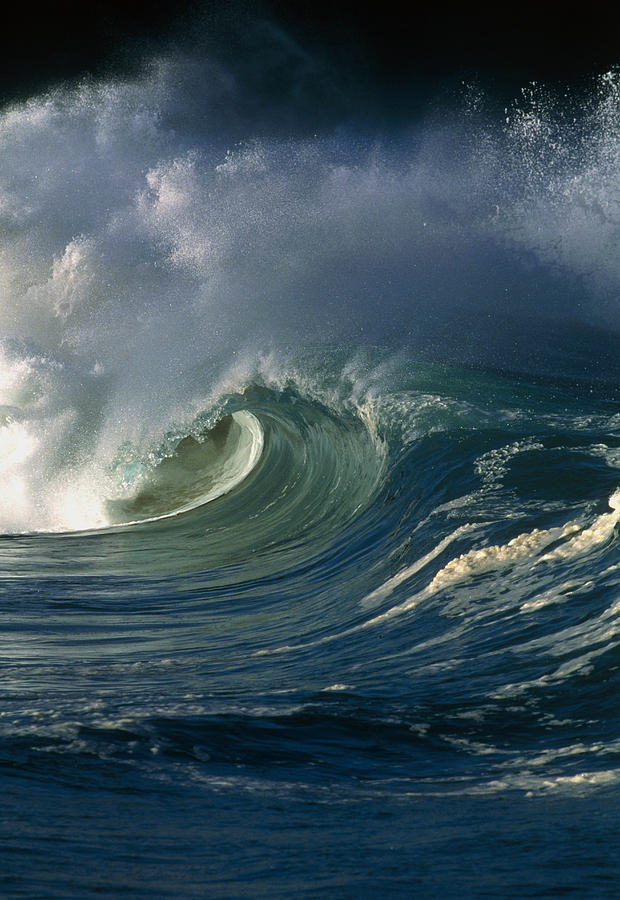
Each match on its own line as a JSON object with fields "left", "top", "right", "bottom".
{"left": 0, "top": 419, "right": 36, "bottom": 472}
{"left": 50, "top": 479, "right": 110, "bottom": 533}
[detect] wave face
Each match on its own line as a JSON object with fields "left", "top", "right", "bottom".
{"left": 1, "top": 52, "right": 620, "bottom": 898}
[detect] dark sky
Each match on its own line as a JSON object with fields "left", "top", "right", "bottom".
{"left": 3, "top": 0, "right": 620, "bottom": 109}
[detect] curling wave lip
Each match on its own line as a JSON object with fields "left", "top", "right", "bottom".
{"left": 103, "top": 410, "right": 264, "bottom": 528}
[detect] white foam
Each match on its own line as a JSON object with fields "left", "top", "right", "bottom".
{"left": 540, "top": 488, "right": 620, "bottom": 561}
{"left": 470, "top": 768, "right": 620, "bottom": 798}
{"left": 361, "top": 524, "right": 476, "bottom": 608}
{"left": 474, "top": 439, "right": 544, "bottom": 487}
{"left": 588, "top": 443, "right": 620, "bottom": 468}
{"left": 426, "top": 489, "right": 619, "bottom": 595}
{"left": 520, "top": 581, "right": 579, "bottom": 612}
{"left": 428, "top": 523, "right": 575, "bottom": 593}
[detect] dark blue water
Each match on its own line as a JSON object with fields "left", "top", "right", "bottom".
{"left": 1, "top": 32, "right": 620, "bottom": 898}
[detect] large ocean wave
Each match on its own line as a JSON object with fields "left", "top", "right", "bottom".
{"left": 1, "top": 58, "right": 620, "bottom": 535}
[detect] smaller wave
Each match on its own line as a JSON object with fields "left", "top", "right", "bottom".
{"left": 429, "top": 488, "right": 619, "bottom": 594}
{"left": 375, "top": 489, "right": 619, "bottom": 615}
{"left": 355, "top": 489, "right": 619, "bottom": 619}
{"left": 259, "top": 488, "right": 620, "bottom": 657}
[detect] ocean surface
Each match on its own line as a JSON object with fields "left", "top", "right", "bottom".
{"left": 1, "top": 36, "right": 620, "bottom": 897}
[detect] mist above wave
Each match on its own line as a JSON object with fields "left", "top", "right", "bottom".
{"left": 2, "top": 56, "right": 620, "bottom": 364}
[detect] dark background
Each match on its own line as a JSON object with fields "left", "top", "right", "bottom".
{"left": 4, "top": 0, "right": 620, "bottom": 108}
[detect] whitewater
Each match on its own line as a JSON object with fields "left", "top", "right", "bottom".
{"left": 1, "top": 48, "right": 620, "bottom": 898}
